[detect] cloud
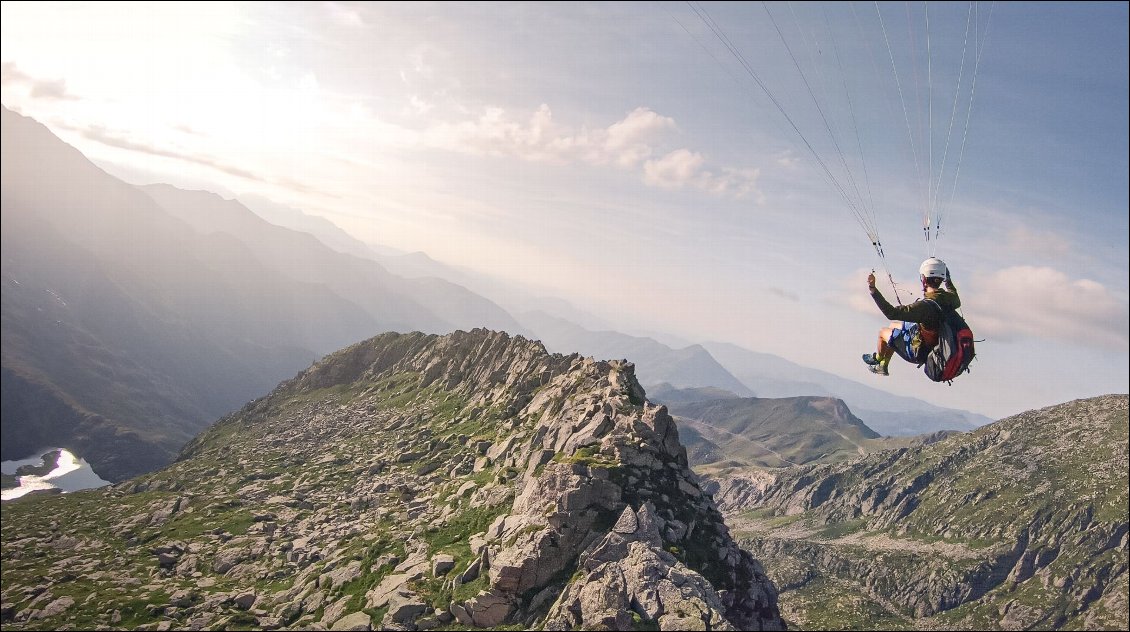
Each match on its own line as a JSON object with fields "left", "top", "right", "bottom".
{"left": 407, "top": 95, "right": 433, "bottom": 116}
{"left": 643, "top": 149, "right": 704, "bottom": 188}
{"left": 1003, "top": 225, "right": 1073, "bottom": 259}
{"left": 774, "top": 151, "right": 802, "bottom": 169}
{"left": 423, "top": 104, "right": 564, "bottom": 162}
{"left": 325, "top": 2, "right": 366, "bottom": 28}
{"left": 603, "top": 107, "right": 677, "bottom": 167}
{"left": 644, "top": 150, "right": 763, "bottom": 198}
{"left": 964, "top": 266, "right": 1128, "bottom": 351}
{"left": 28, "top": 77, "right": 75, "bottom": 100}
{"left": 767, "top": 286, "right": 800, "bottom": 302}
{"left": 74, "top": 124, "right": 267, "bottom": 183}
{"left": 0, "top": 61, "right": 26, "bottom": 84}
{"left": 421, "top": 104, "right": 761, "bottom": 197}
{"left": 1, "top": 62, "right": 78, "bottom": 100}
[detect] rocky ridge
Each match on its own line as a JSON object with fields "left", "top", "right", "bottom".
{"left": 0, "top": 329, "right": 784, "bottom": 631}
{"left": 716, "top": 394, "right": 1128, "bottom": 630}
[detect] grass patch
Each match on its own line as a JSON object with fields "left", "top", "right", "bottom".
{"left": 632, "top": 610, "right": 661, "bottom": 631}
{"left": 452, "top": 574, "right": 488, "bottom": 603}
{"left": 778, "top": 576, "right": 914, "bottom": 631}
{"left": 553, "top": 446, "right": 619, "bottom": 469}
{"left": 159, "top": 504, "right": 256, "bottom": 541}
{"left": 421, "top": 499, "right": 512, "bottom": 559}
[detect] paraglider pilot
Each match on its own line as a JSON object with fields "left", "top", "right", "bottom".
{"left": 863, "top": 258, "right": 960, "bottom": 376}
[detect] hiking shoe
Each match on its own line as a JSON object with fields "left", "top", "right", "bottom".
{"left": 868, "top": 364, "right": 889, "bottom": 376}
{"left": 862, "top": 353, "right": 880, "bottom": 366}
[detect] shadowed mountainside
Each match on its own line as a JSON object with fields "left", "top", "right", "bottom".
{"left": 1, "top": 105, "right": 525, "bottom": 481}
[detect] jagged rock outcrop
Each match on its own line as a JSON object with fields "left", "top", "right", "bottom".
{"left": 720, "top": 394, "right": 1129, "bottom": 630}
{"left": 0, "top": 329, "right": 784, "bottom": 631}
{"left": 543, "top": 503, "right": 743, "bottom": 630}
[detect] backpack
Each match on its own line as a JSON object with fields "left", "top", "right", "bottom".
{"left": 921, "top": 300, "right": 976, "bottom": 383}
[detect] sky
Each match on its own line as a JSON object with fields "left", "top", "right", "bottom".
{"left": 2, "top": 1, "right": 1127, "bottom": 421}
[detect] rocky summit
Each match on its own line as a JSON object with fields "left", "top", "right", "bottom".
{"left": 716, "top": 394, "right": 1129, "bottom": 630}
{"left": 0, "top": 329, "right": 784, "bottom": 631}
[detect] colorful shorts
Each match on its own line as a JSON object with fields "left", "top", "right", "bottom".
{"left": 888, "top": 322, "right": 929, "bottom": 364}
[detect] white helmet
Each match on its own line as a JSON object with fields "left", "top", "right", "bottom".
{"left": 919, "top": 257, "right": 948, "bottom": 280}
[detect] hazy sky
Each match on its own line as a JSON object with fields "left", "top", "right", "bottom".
{"left": 2, "top": 1, "right": 1127, "bottom": 420}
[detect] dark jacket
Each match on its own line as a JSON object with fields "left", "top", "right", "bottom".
{"left": 870, "top": 280, "right": 961, "bottom": 333}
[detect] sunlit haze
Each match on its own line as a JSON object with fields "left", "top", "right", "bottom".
{"left": 3, "top": 1, "right": 1127, "bottom": 419}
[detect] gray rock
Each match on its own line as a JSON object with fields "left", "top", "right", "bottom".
{"left": 384, "top": 591, "right": 428, "bottom": 625}
{"left": 38, "top": 597, "right": 74, "bottom": 619}
{"left": 364, "top": 573, "right": 409, "bottom": 609}
{"left": 256, "top": 615, "right": 283, "bottom": 630}
{"left": 320, "top": 596, "right": 351, "bottom": 627}
{"left": 329, "top": 611, "right": 372, "bottom": 631}
{"left": 463, "top": 589, "right": 512, "bottom": 628}
{"left": 167, "top": 589, "right": 197, "bottom": 608}
{"left": 232, "top": 591, "right": 257, "bottom": 610}
{"left": 455, "top": 556, "right": 482, "bottom": 585}
{"left": 431, "top": 554, "right": 455, "bottom": 576}
{"left": 320, "top": 560, "right": 362, "bottom": 589}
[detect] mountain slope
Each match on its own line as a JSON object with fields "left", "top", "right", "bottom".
{"left": 663, "top": 395, "right": 881, "bottom": 472}
{"left": 237, "top": 192, "right": 386, "bottom": 261}
{"left": 140, "top": 183, "right": 527, "bottom": 338}
{"left": 0, "top": 329, "right": 784, "bottom": 630}
{"left": 719, "top": 394, "right": 1129, "bottom": 630}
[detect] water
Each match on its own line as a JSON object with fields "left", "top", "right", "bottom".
{"left": 1, "top": 448, "right": 111, "bottom": 501}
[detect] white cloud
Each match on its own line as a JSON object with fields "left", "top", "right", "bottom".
{"left": 643, "top": 150, "right": 763, "bottom": 198}
{"left": 643, "top": 149, "right": 704, "bottom": 188}
{"left": 603, "top": 107, "right": 676, "bottom": 167}
{"left": 413, "top": 104, "right": 762, "bottom": 197}
{"left": 423, "top": 104, "right": 566, "bottom": 162}
{"left": 1, "top": 62, "right": 77, "bottom": 100}
{"left": 962, "top": 266, "right": 1127, "bottom": 351}
{"left": 706, "top": 167, "right": 764, "bottom": 199}
{"left": 774, "top": 150, "right": 802, "bottom": 169}
{"left": 407, "top": 95, "right": 433, "bottom": 116}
